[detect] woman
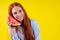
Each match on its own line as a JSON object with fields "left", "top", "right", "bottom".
{"left": 7, "top": 2, "right": 40, "bottom": 40}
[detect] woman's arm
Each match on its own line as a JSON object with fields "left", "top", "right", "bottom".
{"left": 8, "top": 24, "right": 20, "bottom": 40}
{"left": 12, "top": 33, "right": 20, "bottom": 40}
{"left": 31, "top": 19, "right": 40, "bottom": 40}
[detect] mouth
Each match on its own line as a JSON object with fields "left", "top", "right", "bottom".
{"left": 16, "top": 16, "right": 23, "bottom": 21}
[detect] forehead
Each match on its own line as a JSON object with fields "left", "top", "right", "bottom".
{"left": 12, "top": 6, "right": 22, "bottom": 13}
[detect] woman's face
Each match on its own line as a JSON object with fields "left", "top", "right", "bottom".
{"left": 12, "top": 6, "right": 24, "bottom": 22}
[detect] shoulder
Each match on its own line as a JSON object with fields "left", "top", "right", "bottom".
{"left": 30, "top": 19, "right": 39, "bottom": 29}
{"left": 30, "top": 19, "right": 39, "bottom": 27}
{"left": 30, "top": 19, "right": 37, "bottom": 24}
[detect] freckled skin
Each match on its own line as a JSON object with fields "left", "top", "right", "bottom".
{"left": 12, "top": 6, "right": 24, "bottom": 22}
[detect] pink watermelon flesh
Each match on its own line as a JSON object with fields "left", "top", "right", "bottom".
{"left": 8, "top": 15, "right": 21, "bottom": 26}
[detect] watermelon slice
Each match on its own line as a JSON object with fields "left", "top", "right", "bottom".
{"left": 8, "top": 15, "right": 21, "bottom": 26}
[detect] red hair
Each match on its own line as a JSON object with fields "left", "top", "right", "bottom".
{"left": 8, "top": 2, "right": 34, "bottom": 40}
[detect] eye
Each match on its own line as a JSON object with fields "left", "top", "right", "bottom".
{"left": 19, "top": 10, "right": 21, "bottom": 12}
{"left": 14, "top": 12, "right": 17, "bottom": 14}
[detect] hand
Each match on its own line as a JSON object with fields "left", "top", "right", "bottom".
{"left": 7, "top": 21, "right": 17, "bottom": 35}
{"left": 10, "top": 27, "right": 17, "bottom": 35}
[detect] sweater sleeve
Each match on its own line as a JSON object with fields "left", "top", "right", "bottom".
{"left": 8, "top": 26, "right": 20, "bottom": 40}
{"left": 31, "top": 19, "right": 40, "bottom": 40}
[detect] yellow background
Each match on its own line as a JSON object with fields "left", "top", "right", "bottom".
{"left": 0, "top": 0, "right": 60, "bottom": 40}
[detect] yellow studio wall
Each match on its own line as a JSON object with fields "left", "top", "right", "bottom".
{"left": 0, "top": 0, "right": 60, "bottom": 40}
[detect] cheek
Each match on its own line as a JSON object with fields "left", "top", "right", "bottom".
{"left": 13, "top": 15, "right": 17, "bottom": 19}
{"left": 20, "top": 13, "right": 24, "bottom": 20}
{"left": 19, "top": 14, "right": 24, "bottom": 20}
{"left": 21, "top": 14, "right": 24, "bottom": 18}
{"left": 21, "top": 12, "right": 24, "bottom": 17}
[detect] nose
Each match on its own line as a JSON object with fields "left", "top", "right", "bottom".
{"left": 17, "top": 12, "right": 20, "bottom": 16}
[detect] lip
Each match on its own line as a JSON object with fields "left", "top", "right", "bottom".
{"left": 18, "top": 17, "right": 23, "bottom": 21}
